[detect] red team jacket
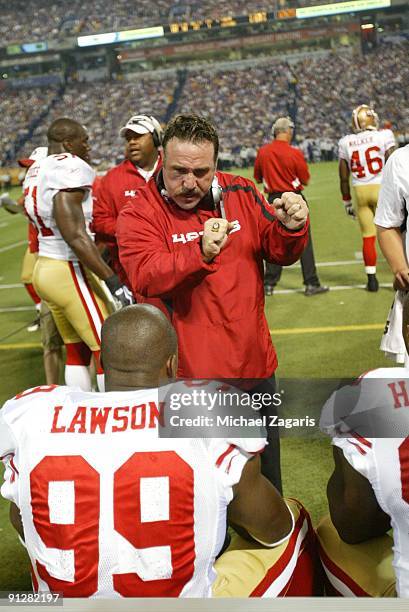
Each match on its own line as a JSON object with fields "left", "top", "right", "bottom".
{"left": 92, "top": 158, "right": 161, "bottom": 285}
{"left": 117, "top": 172, "right": 309, "bottom": 380}
{"left": 254, "top": 140, "right": 310, "bottom": 194}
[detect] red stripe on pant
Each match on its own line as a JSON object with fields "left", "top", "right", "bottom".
{"left": 250, "top": 507, "right": 307, "bottom": 597}
{"left": 319, "top": 542, "right": 370, "bottom": 596}
{"left": 78, "top": 262, "right": 106, "bottom": 327}
{"left": 25, "top": 283, "right": 41, "bottom": 305}
{"left": 68, "top": 262, "right": 101, "bottom": 347}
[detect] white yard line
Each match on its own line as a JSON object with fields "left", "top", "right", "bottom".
{"left": 0, "top": 284, "right": 23, "bottom": 289}
{"left": 0, "top": 240, "right": 26, "bottom": 253}
{"left": 272, "top": 283, "right": 392, "bottom": 295}
{"left": 0, "top": 306, "right": 35, "bottom": 313}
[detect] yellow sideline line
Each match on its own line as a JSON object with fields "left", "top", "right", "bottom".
{"left": 271, "top": 323, "right": 384, "bottom": 335}
{"left": 0, "top": 323, "right": 385, "bottom": 350}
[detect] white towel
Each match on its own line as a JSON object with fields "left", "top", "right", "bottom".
{"left": 380, "top": 290, "right": 409, "bottom": 365}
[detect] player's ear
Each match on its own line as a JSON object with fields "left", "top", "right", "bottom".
{"left": 63, "top": 138, "right": 73, "bottom": 154}
{"left": 166, "top": 354, "right": 177, "bottom": 379}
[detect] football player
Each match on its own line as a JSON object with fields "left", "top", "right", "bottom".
{"left": 0, "top": 148, "right": 64, "bottom": 384}
{"left": 29, "top": 118, "right": 133, "bottom": 392}
{"left": 0, "top": 148, "right": 48, "bottom": 331}
{"left": 317, "top": 294, "right": 409, "bottom": 596}
{"left": 338, "top": 104, "right": 396, "bottom": 291}
{"left": 0, "top": 305, "right": 316, "bottom": 597}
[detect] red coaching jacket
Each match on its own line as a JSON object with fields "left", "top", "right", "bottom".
{"left": 117, "top": 172, "right": 309, "bottom": 380}
{"left": 92, "top": 158, "right": 161, "bottom": 285}
{"left": 254, "top": 140, "right": 310, "bottom": 194}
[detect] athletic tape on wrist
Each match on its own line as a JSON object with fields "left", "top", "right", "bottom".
{"left": 248, "top": 501, "right": 295, "bottom": 548}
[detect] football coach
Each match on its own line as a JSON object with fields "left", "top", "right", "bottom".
{"left": 254, "top": 116, "right": 328, "bottom": 297}
{"left": 117, "top": 114, "right": 310, "bottom": 490}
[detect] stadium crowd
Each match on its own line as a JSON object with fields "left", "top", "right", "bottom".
{"left": 0, "top": 0, "right": 354, "bottom": 45}
{"left": 14, "top": 77, "right": 175, "bottom": 168}
{"left": 6, "top": 41, "right": 407, "bottom": 169}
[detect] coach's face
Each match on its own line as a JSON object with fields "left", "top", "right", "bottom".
{"left": 162, "top": 138, "right": 216, "bottom": 210}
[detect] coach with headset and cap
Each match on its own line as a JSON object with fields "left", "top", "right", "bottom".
{"left": 117, "top": 113, "right": 310, "bottom": 490}
{"left": 254, "top": 116, "right": 328, "bottom": 297}
{"left": 92, "top": 114, "right": 163, "bottom": 289}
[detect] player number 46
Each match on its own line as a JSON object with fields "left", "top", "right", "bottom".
{"left": 350, "top": 146, "right": 383, "bottom": 178}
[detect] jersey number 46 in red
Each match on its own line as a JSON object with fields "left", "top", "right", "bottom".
{"left": 350, "top": 146, "right": 383, "bottom": 178}
{"left": 30, "top": 452, "right": 195, "bottom": 597}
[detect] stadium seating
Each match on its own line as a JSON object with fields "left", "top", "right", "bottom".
{"left": 4, "top": 77, "right": 175, "bottom": 168}
{"left": 2, "top": 41, "right": 408, "bottom": 169}
{"left": 1, "top": 0, "right": 351, "bottom": 45}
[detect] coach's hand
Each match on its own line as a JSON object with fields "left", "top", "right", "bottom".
{"left": 273, "top": 192, "right": 308, "bottom": 231}
{"left": 105, "top": 274, "right": 134, "bottom": 309}
{"left": 201, "top": 218, "right": 235, "bottom": 263}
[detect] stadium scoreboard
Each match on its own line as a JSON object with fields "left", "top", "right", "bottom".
{"left": 166, "top": 12, "right": 270, "bottom": 34}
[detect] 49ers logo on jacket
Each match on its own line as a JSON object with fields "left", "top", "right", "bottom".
{"left": 172, "top": 220, "right": 241, "bottom": 244}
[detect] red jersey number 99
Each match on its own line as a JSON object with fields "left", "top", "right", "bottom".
{"left": 29, "top": 452, "right": 195, "bottom": 597}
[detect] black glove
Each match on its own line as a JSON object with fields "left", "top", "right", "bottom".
{"left": 105, "top": 274, "right": 134, "bottom": 308}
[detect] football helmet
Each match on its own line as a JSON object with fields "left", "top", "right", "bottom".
{"left": 352, "top": 105, "right": 379, "bottom": 132}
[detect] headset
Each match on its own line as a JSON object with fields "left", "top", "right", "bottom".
{"left": 156, "top": 170, "right": 223, "bottom": 212}
{"left": 121, "top": 115, "right": 163, "bottom": 148}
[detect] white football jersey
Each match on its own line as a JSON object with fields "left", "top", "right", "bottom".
{"left": 320, "top": 368, "right": 409, "bottom": 597}
{"left": 338, "top": 129, "right": 395, "bottom": 186}
{"left": 0, "top": 384, "right": 265, "bottom": 598}
{"left": 25, "top": 154, "right": 95, "bottom": 261}
{"left": 375, "top": 144, "right": 409, "bottom": 255}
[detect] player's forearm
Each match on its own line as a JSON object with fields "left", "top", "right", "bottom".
{"left": 377, "top": 226, "right": 407, "bottom": 274}
{"left": 68, "top": 233, "right": 114, "bottom": 280}
{"left": 339, "top": 178, "right": 351, "bottom": 199}
{"left": 327, "top": 472, "right": 390, "bottom": 544}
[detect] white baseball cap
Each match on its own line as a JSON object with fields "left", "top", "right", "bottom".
{"left": 119, "top": 115, "right": 162, "bottom": 140}
{"left": 18, "top": 146, "right": 48, "bottom": 167}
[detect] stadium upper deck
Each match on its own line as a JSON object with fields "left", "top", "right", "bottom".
{"left": 2, "top": 41, "right": 407, "bottom": 170}
{"left": 0, "top": 0, "right": 358, "bottom": 46}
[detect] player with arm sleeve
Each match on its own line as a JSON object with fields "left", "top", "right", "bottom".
{"left": 338, "top": 104, "right": 396, "bottom": 292}
{"left": 0, "top": 305, "right": 316, "bottom": 598}
{"left": 317, "top": 295, "right": 409, "bottom": 597}
{"left": 30, "top": 118, "right": 133, "bottom": 392}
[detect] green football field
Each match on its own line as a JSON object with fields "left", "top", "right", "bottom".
{"left": 0, "top": 161, "right": 395, "bottom": 590}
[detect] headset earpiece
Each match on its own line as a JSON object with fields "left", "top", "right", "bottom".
{"left": 210, "top": 177, "right": 222, "bottom": 206}
{"left": 156, "top": 169, "right": 170, "bottom": 201}
{"left": 149, "top": 116, "right": 162, "bottom": 148}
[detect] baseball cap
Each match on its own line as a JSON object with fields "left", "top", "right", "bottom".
{"left": 18, "top": 146, "right": 48, "bottom": 168}
{"left": 119, "top": 115, "right": 161, "bottom": 138}
{"left": 272, "top": 117, "right": 295, "bottom": 135}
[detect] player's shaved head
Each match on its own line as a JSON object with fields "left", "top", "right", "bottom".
{"left": 101, "top": 305, "right": 177, "bottom": 390}
{"left": 47, "top": 118, "right": 83, "bottom": 144}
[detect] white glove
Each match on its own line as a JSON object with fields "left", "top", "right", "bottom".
{"left": 343, "top": 199, "right": 356, "bottom": 219}
{"left": 0, "top": 193, "right": 15, "bottom": 208}
{"left": 105, "top": 275, "right": 134, "bottom": 309}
